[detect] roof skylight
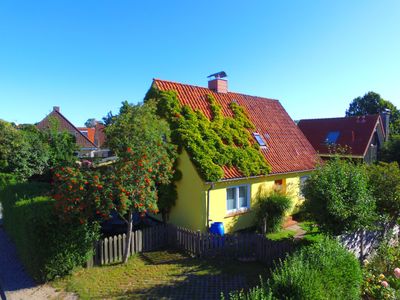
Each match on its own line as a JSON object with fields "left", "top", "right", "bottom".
{"left": 253, "top": 133, "right": 267, "bottom": 147}
{"left": 325, "top": 131, "right": 340, "bottom": 144}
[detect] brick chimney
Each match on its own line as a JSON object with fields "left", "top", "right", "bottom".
{"left": 207, "top": 71, "right": 228, "bottom": 93}
{"left": 380, "top": 109, "right": 391, "bottom": 142}
{"left": 53, "top": 106, "right": 60, "bottom": 112}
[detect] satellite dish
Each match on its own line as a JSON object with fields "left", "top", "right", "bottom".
{"left": 207, "top": 71, "right": 227, "bottom": 79}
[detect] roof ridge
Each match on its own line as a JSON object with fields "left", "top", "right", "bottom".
{"left": 299, "top": 114, "right": 380, "bottom": 122}
{"left": 153, "top": 78, "right": 279, "bottom": 102}
{"left": 53, "top": 110, "right": 97, "bottom": 148}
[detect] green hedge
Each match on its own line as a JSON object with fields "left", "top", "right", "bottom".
{"left": 0, "top": 181, "right": 99, "bottom": 282}
{"left": 227, "top": 238, "right": 362, "bottom": 300}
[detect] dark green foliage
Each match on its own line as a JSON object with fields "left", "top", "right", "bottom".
{"left": 270, "top": 237, "right": 362, "bottom": 300}
{"left": 42, "top": 117, "right": 78, "bottom": 168}
{"left": 345, "top": 91, "right": 400, "bottom": 135}
{"left": 381, "top": 134, "right": 400, "bottom": 165}
{"left": 145, "top": 88, "right": 271, "bottom": 182}
{"left": 303, "top": 158, "right": 376, "bottom": 235}
{"left": 223, "top": 279, "right": 274, "bottom": 300}
{"left": 0, "top": 182, "right": 99, "bottom": 281}
{"left": 367, "top": 162, "right": 400, "bottom": 223}
{"left": 256, "top": 193, "right": 292, "bottom": 233}
{"left": 227, "top": 238, "right": 362, "bottom": 300}
{"left": 0, "top": 121, "right": 49, "bottom": 180}
{"left": 0, "top": 173, "right": 17, "bottom": 190}
{"left": 0, "top": 119, "right": 77, "bottom": 181}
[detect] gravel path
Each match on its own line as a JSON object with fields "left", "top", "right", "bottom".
{"left": 0, "top": 226, "right": 77, "bottom": 300}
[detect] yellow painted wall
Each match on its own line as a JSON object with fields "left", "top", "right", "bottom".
{"left": 167, "top": 150, "right": 312, "bottom": 233}
{"left": 168, "top": 150, "right": 207, "bottom": 231}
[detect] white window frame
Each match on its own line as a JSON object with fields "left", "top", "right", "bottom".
{"left": 226, "top": 184, "right": 250, "bottom": 214}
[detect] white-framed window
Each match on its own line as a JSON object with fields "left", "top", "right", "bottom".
{"left": 226, "top": 185, "right": 250, "bottom": 213}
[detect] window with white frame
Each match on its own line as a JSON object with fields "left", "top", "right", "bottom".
{"left": 226, "top": 185, "right": 250, "bottom": 213}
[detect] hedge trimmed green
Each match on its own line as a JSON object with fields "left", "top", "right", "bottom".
{"left": 0, "top": 182, "right": 99, "bottom": 282}
{"left": 145, "top": 88, "right": 271, "bottom": 182}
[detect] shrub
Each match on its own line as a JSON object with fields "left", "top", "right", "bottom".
{"left": 0, "top": 182, "right": 99, "bottom": 281}
{"left": 256, "top": 192, "right": 292, "bottom": 233}
{"left": 303, "top": 157, "right": 376, "bottom": 236}
{"left": 227, "top": 238, "right": 362, "bottom": 300}
{"left": 270, "top": 237, "right": 362, "bottom": 300}
{"left": 363, "top": 238, "right": 400, "bottom": 299}
{"left": 223, "top": 279, "right": 274, "bottom": 300}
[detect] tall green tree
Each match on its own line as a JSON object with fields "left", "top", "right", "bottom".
{"left": 380, "top": 134, "right": 400, "bottom": 165}
{"left": 367, "top": 162, "right": 400, "bottom": 228}
{"left": 303, "top": 158, "right": 376, "bottom": 258}
{"left": 0, "top": 121, "right": 49, "bottom": 180}
{"left": 104, "top": 101, "right": 177, "bottom": 262}
{"left": 345, "top": 91, "right": 400, "bottom": 135}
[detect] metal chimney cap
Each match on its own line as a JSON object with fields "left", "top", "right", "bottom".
{"left": 207, "top": 71, "right": 227, "bottom": 79}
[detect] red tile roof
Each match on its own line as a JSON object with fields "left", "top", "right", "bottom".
{"left": 153, "top": 79, "right": 318, "bottom": 179}
{"left": 298, "top": 115, "right": 384, "bottom": 157}
{"left": 77, "top": 127, "right": 96, "bottom": 144}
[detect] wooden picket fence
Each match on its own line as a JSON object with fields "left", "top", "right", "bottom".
{"left": 88, "top": 224, "right": 295, "bottom": 267}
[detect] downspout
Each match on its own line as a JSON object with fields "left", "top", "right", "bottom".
{"left": 206, "top": 182, "right": 215, "bottom": 230}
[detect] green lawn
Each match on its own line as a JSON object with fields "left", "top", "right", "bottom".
{"left": 266, "top": 229, "right": 296, "bottom": 241}
{"left": 52, "top": 250, "right": 267, "bottom": 299}
{"left": 299, "top": 221, "right": 324, "bottom": 244}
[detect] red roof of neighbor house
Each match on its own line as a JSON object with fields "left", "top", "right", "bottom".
{"left": 37, "top": 108, "right": 97, "bottom": 149}
{"left": 297, "top": 115, "right": 384, "bottom": 157}
{"left": 153, "top": 79, "right": 318, "bottom": 179}
{"left": 77, "top": 127, "right": 96, "bottom": 144}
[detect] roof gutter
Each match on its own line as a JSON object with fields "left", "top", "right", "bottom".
{"left": 205, "top": 168, "right": 316, "bottom": 184}
{"left": 206, "top": 182, "right": 215, "bottom": 230}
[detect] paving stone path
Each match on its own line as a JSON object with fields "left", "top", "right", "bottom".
{"left": 0, "top": 226, "right": 76, "bottom": 300}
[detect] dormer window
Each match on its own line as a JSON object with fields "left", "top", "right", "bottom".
{"left": 253, "top": 133, "right": 266, "bottom": 147}
{"left": 325, "top": 131, "right": 340, "bottom": 144}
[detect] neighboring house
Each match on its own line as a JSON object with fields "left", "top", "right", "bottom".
{"left": 37, "top": 106, "right": 108, "bottom": 157}
{"left": 298, "top": 114, "right": 389, "bottom": 164}
{"left": 149, "top": 75, "right": 318, "bottom": 233}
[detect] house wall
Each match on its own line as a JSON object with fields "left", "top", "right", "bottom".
{"left": 167, "top": 150, "right": 207, "bottom": 231}
{"left": 167, "top": 150, "right": 312, "bottom": 233}
{"left": 207, "top": 173, "right": 309, "bottom": 233}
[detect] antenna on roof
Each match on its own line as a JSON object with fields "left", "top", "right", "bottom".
{"left": 207, "top": 71, "right": 227, "bottom": 79}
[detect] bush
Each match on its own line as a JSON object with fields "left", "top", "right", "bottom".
{"left": 227, "top": 238, "right": 362, "bottom": 300}
{"left": 256, "top": 192, "right": 292, "bottom": 233}
{"left": 0, "top": 172, "right": 17, "bottom": 190}
{"left": 270, "top": 237, "right": 362, "bottom": 300}
{"left": 303, "top": 158, "right": 376, "bottom": 235}
{"left": 363, "top": 237, "right": 400, "bottom": 299}
{"left": 0, "top": 182, "right": 99, "bottom": 281}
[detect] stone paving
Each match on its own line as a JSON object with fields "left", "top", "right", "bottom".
{"left": 0, "top": 226, "right": 76, "bottom": 300}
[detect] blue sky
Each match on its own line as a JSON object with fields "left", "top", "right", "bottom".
{"left": 0, "top": 1, "right": 399, "bottom": 126}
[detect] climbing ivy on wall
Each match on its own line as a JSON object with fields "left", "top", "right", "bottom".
{"left": 145, "top": 87, "right": 271, "bottom": 182}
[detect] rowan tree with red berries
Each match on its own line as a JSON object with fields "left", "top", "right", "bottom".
{"left": 52, "top": 101, "right": 176, "bottom": 263}
{"left": 104, "top": 100, "right": 177, "bottom": 262}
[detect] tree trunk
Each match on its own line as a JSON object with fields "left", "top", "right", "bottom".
{"left": 122, "top": 209, "right": 133, "bottom": 263}
{"left": 262, "top": 216, "right": 267, "bottom": 235}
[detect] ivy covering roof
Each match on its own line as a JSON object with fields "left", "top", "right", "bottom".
{"left": 150, "top": 79, "right": 317, "bottom": 180}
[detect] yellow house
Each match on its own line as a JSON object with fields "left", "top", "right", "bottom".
{"left": 149, "top": 74, "right": 318, "bottom": 233}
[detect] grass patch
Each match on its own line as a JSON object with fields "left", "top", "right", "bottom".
{"left": 298, "top": 221, "right": 324, "bottom": 244}
{"left": 52, "top": 250, "right": 267, "bottom": 299}
{"left": 266, "top": 229, "right": 296, "bottom": 241}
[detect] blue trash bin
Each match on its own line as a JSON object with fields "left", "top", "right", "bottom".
{"left": 210, "top": 222, "right": 225, "bottom": 248}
